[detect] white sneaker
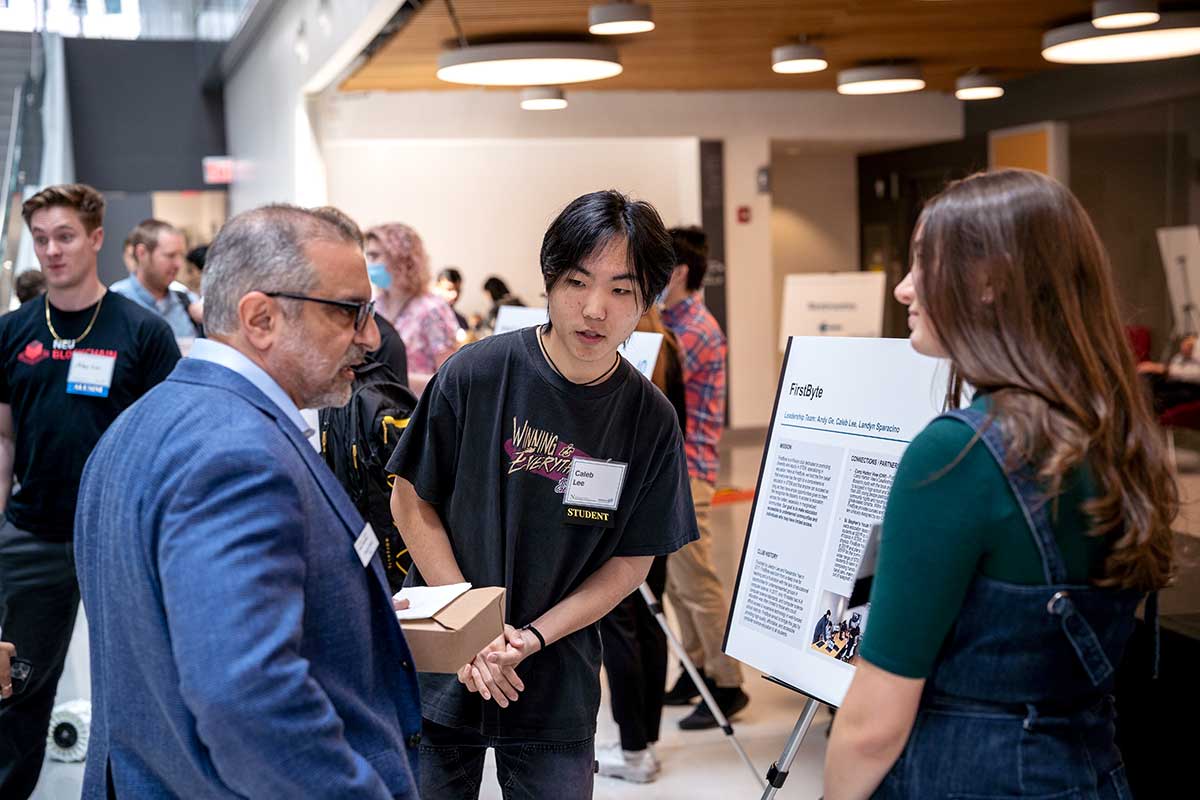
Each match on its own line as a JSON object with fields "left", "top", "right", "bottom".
{"left": 596, "top": 742, "right": 659, "bottom": 783}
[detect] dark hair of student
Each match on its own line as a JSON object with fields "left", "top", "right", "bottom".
{"left": 540, "top": 190, "right": 675, "bottom": 311}
{"left": 669, "top": 226, "right": 709, "bottom": 292}
{"left": 14, "top": 270, "right": 46, "bottom": 303}
{"left": 438, "top": 267, "right": 463, "bottom": 286}
{"left": 483, "top": 276, "right": 510, "bottom": 302}
{"left": 916, "top": 168, "right": 1177, "bottom": 592}
{"left": 186, "top": 245, "right": 208, "bottom": 271}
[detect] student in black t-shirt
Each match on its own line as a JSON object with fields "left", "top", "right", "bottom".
{"left": 388, "top": 190, "right": 699, "bottom": 799}
{"left": 0, "top": 184, "right": 179, "bottom": 797}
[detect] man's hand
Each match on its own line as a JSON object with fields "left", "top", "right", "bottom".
{"left": 392, "top": 597, "right": 410, "bottom": 612}
{"left": 456, "top": 625, "right": 534, "bottom": 708}
{"left": 0, "top": 641, "right": 15, "bottom": 700}
{"left": 1138, "top": 361, "right": 1168, "bottom": 375}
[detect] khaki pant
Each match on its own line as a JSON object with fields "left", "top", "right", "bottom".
{"left": 665, "top": 478, "right": 743, "bottom": 688}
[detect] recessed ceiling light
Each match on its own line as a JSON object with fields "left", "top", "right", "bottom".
{"left": 520, "top": 87, "right": 568, "bottom": 111}
{"left": 772, "top": 42, "right": 828, "bottom": 74}
{"left": 588, "top": 3, "right": 655, "bottom": 35}
{"left": 955, "top": 73, "right": 1004, "bottom": 100}
{"left": 437, "top": 42, "right": 623, "bottom": 86}
{"left": 1043, "top": 13, "right": 1200, "bottom": 63}
{"left": 837, "top": 65, "right": 925, "bottom": 95}
{"left": 1093, "top": 0, "right": 1160, "bottom": 30}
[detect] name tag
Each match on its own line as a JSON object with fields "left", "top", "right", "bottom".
{"left": 354, "top": 523, "right": 379, "bottom": 567}
{"left": 562, "top": 457, "right": 626, "bottom": 528}
{"left": 564, "top": 457, "right": 627, "bottom": 510}
{"left": 65, "top": 352, "right": 117, "bottom": 397}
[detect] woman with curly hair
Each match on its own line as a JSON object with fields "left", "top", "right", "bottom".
{"left": 365, "top": 223, "right": 458, "bottom": 393}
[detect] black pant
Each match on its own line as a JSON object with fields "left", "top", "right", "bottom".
{"left": 0, "top": 518, "right": 79, "bottom": 799}
{"left": 598, "top": 556, "right": 667, "bottom": 752}
{"left": 1144, "top": 374, "right": 1200, "bottom": 414}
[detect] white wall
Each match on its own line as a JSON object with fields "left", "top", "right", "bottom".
{"left": 223, "top": 0, "right": 404, "bottom": 212}
{"left": 323, "top": 138, "right": 702, "bottom": 318}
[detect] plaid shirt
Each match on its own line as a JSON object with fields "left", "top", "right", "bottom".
{"left": 661, "top": 295, "right": 726, "bottom": 484}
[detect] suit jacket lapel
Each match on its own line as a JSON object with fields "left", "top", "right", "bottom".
{"left": 168, "top": 360, "right": 395, "bottom": 599}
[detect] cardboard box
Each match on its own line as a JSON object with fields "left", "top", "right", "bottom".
{"left": 400, "top": 587, "right": 505, "bottom": 673}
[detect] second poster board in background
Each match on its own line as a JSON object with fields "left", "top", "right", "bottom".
{"left": 724, "top": 336, "right": 947, "bottom": 707}
{"left": 1157, "top": 226, "right": 1200, "bottom": 339}
{"left": 492, "top": 305, "right": 664, "bottom": 379}
{"left": 778, "top": 271, "right": 887, "bottom": 351}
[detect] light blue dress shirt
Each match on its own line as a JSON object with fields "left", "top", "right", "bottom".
{"left": 110, "top": 275, "right": 198, "bottom": 339}
{"left": 187, "top": 338, "right": 314, "bottom": 437}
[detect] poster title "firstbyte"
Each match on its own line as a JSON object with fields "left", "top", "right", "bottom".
{"left": 788, "top": 383, "right": 824, "bottom": 400}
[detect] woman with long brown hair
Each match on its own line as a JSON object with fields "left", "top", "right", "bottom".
{"left": 825, "top": 168, "right": 1176, "bottom": 799}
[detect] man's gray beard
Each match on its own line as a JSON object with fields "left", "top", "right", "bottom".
{"left": 306, "top": 380, "right": 353, "bottom": 410}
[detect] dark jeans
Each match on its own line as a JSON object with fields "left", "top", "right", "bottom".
{"left": 0, "top": 518, "right": 79, "bottom": 799}
{"left": 598, "top": 555, "right": 667, "bottom": 751}
{"left": 419, "top": 718, "right": 595, "bottom": 800}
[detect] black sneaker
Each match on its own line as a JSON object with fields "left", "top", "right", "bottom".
{"left": 678, "top": 687, "right": 749, "bottom": 731}
{"left": 663, "top": 668, "right": 705, "bottom": 706}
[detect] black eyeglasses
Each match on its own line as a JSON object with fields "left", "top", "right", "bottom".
{"left": 264, "top": 292, "right": 376, "bottom": 331}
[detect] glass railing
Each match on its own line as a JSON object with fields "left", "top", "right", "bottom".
{"left": 0, "top": 0, "right": 251, "bottom": 42}
{"left": 0, "top": 32, "right": 43, "bottom": 311}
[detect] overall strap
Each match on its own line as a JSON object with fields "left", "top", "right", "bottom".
{"left": 938, "top": 406, "right": 1119, "bottom": 688}
{"left": 938, "top": 407, "right": 1068, "bottom": 584}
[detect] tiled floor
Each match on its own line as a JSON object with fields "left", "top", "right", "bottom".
{"left": 31, "top": 430, "right": 1200, "bottom": 799}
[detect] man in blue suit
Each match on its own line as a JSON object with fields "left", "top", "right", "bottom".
{"left": 74, "top": 204, "right": 422, "bottom": 798}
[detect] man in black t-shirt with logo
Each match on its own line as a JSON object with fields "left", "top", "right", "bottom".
{"left": 0, "top": 184, "right": 179, "bottom": 798}
{"left": 389, "top": 190, "right": 700, "bottom": 799}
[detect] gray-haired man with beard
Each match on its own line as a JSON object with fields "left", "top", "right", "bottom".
{"left": 74, "top": 204, "right": 423, "bottom": 798}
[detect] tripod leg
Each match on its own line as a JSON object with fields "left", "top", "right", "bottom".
{"left": 761, "top": 697, "right": 821, "bottom": 800}
{"left": 637, "top": 583, "right": 766, "bottom": 790}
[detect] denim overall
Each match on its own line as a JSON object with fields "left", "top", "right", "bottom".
{"left": 873, "top": 407, "right": 1151, "bottom": 799}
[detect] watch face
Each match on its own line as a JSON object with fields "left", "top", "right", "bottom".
{"left": 9, "top": 659, "right": 31, "bottom": 695}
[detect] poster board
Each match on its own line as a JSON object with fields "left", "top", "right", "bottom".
{"left": 1157, "top": 226, "right": 1200, "bottom": 337}
{"left": 492, "top": 305, "right": 663, "bottom": 379}
{"left": 723, "top": 336, "right": 947, "bottom": 706}
{"left": 778, "top": 272, "right": 887, "bottom": 351}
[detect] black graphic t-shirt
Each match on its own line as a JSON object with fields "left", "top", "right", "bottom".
{"left": 0, "top": 292, "right": 180, "bottom": 540}
{"left": 387, "top": 326, "right": 698, "bottom": 739}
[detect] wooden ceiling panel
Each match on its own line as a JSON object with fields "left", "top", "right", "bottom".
{"left": 342, "top": 0, "right": 1097, "bottom": 93}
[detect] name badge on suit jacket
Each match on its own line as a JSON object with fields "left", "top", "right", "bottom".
{"left": 354, "top": 523, "right": 379, "bottom": 567}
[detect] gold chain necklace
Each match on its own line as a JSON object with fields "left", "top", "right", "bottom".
{"left": 45, "top": 292, "right": 105, "bottom": 349}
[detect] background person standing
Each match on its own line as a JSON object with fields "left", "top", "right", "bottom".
{"left": 0, "top": 184, "right": 179, "bottom": 798}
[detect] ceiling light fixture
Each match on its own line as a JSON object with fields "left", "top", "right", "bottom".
{"left": 771, "top": 40, "right": 828, "bottom": 74}
{"left": 836, "top": 64, "right": 925, "bottom": 95}
{"left": 437, "top": 42, "right": 623, "bottom": 86}
{"left": 588, "top": 3, "right": 655, "bottom": 35}
{"left": 1092, "top": 0, "right": 1160, "bottom": 29}
{"left": 1043, "top": 12, "right": 1200, "bottom": 63}
{"left": 520, "top": 87, "right": 568, "bottom": 111}
{"left": 955, "top": 73, "right": 1004, "bottom": 100}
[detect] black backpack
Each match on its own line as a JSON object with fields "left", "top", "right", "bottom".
{"left": 319, "top": 360, "right": 418, "bottom": 592}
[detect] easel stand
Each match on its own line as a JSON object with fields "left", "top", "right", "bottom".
{"left": 637, "top": 583, "right": 766, "bottom": 790}
{"left": 760, "top": 677, "right": 825, "bottom": 799}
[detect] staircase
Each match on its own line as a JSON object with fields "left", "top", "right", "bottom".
{"left": 0, "top": 31, "right": 34, "bottom": 183}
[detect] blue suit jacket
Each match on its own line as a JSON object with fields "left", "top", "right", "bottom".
{"left": 75, "top": 358, "right": 422, "bottom": 799}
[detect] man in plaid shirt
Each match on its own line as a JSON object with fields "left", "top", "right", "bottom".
{"left": 658, "top": 227, "right": 748, "bottom": 729}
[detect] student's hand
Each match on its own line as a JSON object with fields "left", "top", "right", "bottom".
{"left": 0, "top": 641, "right": 15, "bottom": 700}
{"left": 457, "top": 625, "right": 527, "bottom": 707}
{"left": 391, "top": 597, "right": 411, "bottom": 611}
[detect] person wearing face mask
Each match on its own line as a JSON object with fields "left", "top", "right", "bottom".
{"left": 364, "top": 224, "right": 458, "bottom": 394}
{"left": 824, "top": 169, "right": 1177, "bottom": 800}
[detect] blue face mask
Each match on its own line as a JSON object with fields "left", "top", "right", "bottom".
{"left": 367, "top": 262, "right": 391, "bottom": 289}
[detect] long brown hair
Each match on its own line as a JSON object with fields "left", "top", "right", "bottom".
{"left": 916, "top": 168, "right": 1176, "bottom": 591}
